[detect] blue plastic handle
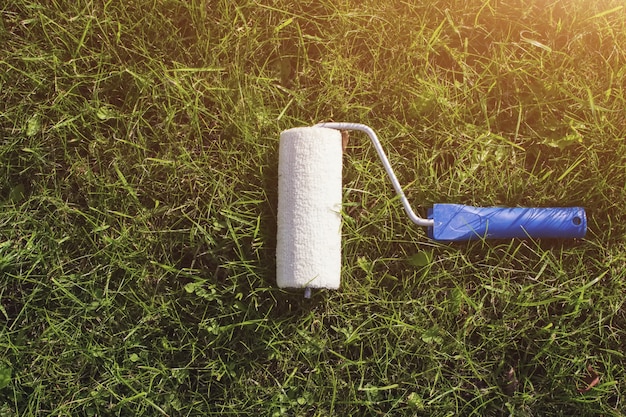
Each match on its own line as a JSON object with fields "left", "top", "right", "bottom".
{"left": 428, "top": 204, "right": 587, "bottom": 241}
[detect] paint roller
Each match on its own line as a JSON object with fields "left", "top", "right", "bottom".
{"left": 276, "top": 123, "right": 587, "bottom": 296}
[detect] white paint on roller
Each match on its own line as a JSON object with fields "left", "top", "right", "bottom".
{"left": 277, "top": 127, "right": 342, "bottom": 289}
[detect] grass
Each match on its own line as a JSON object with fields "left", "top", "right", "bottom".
{"left": 1, "top": 0, "right": 626, "bottom": 415}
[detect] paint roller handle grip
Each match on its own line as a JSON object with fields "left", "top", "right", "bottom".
{"left": 429, "top": 204, "right": 587, "bottom": 241}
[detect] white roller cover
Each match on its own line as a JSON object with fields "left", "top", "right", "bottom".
{"left": 277, "top": 127, "right": 342, "bottom": 289}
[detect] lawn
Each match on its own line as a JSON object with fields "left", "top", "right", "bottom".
{"left": 1, "top": 0, "right": 626, "bottom": 415}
